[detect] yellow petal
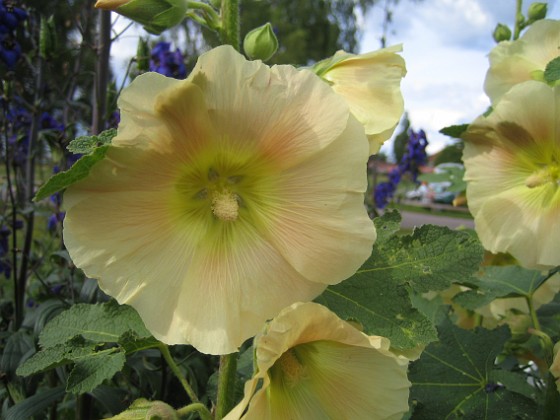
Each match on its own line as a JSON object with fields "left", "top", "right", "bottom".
{"left": 226, "top": 302, "right": 412, "bottom": 420}
{"left": 463, "top": 81, "right": 560, "bottom": 269}
{"left": 322, "top": 45, "right": 406, "bottom": 154}
{"left": 484, "top": 19, "right": 560, "bottom": 104}
{"left": 64, "top": 46, "right": 374, "bottom": 354}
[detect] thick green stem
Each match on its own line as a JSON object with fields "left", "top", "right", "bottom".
{"left": 220, "top": 0, "right": 240, "bottom": 50}
{"left": 542, "top": 372, "right": 560, "bottom": 420}
{"left": 513, "top": 0, "right": 523, "bottom": 40}
{"left": 526, "top": 295, "right": 541, "bottom": 332}
{"left": 159, "top": 344, "right": 199, "bottom": 403}
{"left": 215, "top": 353, "right": 238, "bottom": 419}
{"left": 177, "top": 403, "right": 213, "bottom": 420}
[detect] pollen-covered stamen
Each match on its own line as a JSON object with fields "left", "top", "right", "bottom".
{"left": 211, "top": 190, "right": 239, "bottom": 221}
{"left": 525, "top": 164, "right": 560, "bottom": 188}
{"left": 277, "top": 348, "right": 306, "bottom": 387}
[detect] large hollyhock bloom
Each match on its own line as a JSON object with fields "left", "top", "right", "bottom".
{"left": 484, "top": 19, "right": 560, "bottom": 104}
{"left": 462, "top": 81, "right": 560, "bottom": 270}
{"left": 225, "top": 302, "right": 412, "bottom": 420}
{"left": 312, "top": 45, "right": 406, "bottom": 154}
{"left": 63, "top": 46, "right": 376, "bottom": 355}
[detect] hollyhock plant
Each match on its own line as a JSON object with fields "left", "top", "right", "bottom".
{"left": 462, "top": 81, "right": 560, "bottom": 270}
{"left": 312, "top": 45, "right": 406, "bottom": 154}
{"left": 63, "top": 45, "right": 376, "bottom": 355}
{"left": 225, "top": 302, "right": 412, "bottom": 420}
{"left": 485, "top": 19, "right": 560, "bottom": 104}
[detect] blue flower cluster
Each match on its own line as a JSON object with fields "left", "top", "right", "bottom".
{"left": 149, "top": 41, "right": 187, "bottom": 79}
{"left": 374, "top": 129, "right": 428, "bottom": 209}
{"left": 0, "top": 0, "right": 27, "bottom": 69}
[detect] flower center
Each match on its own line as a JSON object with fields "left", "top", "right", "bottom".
{"left": 525, "top": 163, "right": 560, "bottom": 189}
{"left": 211, "top": 190, "right": 239, "bottom": 221}
{"left": 277, "top": 348, "right": 306, "bottom": 386}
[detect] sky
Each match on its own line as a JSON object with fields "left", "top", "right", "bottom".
{"left": 110, "top": 0, "right": 560, "bottom": 157}
{"left": 359, "top": 0, "right": 560, "bottom": 156}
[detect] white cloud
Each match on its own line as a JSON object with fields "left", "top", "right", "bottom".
{"left": 360, "top": 0, "right": 559, "bottom": 157}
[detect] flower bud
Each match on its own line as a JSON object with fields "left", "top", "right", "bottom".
{"left": 492, "top": 23, "right": 511, "bottom": 43}
{"left": 243, "top": 22, "right": 278, "bottom": 61}
{"left": 39, "top": 16, "right": 58, "bottom": 59}
{"left": 528, "top": 2, "right": 547, "bottom": 22}
{"left": 136, "top": 38, "right": 150, "bottom": 73}
{"left": 95, "top": 0, "right": 188, "bottom": 35}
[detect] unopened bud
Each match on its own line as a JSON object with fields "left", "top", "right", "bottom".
{"left": 243, "top": 22, "right": 278, "bottom": 62}
{"left": 136, "top": 38, "right": 150, "bottom": 73}
{"left": 528, "top": 2, "right": 547, "bottom": 22}
{"left": 95, "top": 0, "right": 188, "bottom": 35}
{"left": 492, "top": 23, "right": 511, "bottom": 43}
{"left": 39, "top": 16, "right": 58, "bottom": 59}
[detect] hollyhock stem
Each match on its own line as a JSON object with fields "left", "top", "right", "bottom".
{"left": 220, "top": 0, "right": 240, "bottom": 51}
{"left": 513, "top": 0, "right": 523, "bottom": 40}
{"left": 215, "top": 352, "right": 238, "bottom": 419}
{"left": 177, "top": 403, "right": 213, "bottom": 420}
{"left": 158, "top": 344, "right": 200, "bottom": 403}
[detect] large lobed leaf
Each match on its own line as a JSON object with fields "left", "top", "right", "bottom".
{"left": 409, "top": 323, "right": 537, "bottom": 419}
{"left": 39, "top": 300, "right": 151, "bottom": 348}
{"left": 17, "top": 301, "right": 158, "bottom": 395}
{"left": 453, "top": 266, "right": 549, "bottom": 310}
{"left": 317, "top": 210, "right": 484, "bottom": 349}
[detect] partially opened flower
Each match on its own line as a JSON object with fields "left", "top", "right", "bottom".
{"left": 225, "top": 302, "right": 412, "bottom": 420}
{"left": 63, "top": 45, "right": 376, "bottom": 355}
{"left": 485, "top": 19, "right": 560, "bottom": 104}
{"left": 312, "top": 45, "right": 406, "bottom": 154}
{"left": 462, "top": 81, "right": 560, "bottom": 269}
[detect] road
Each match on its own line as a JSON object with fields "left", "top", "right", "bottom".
{"left": 398, "top": 210, "right": 475, "bottom": 230}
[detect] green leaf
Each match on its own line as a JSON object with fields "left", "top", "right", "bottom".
{"left": 410, "top": 324, "right": 537, "bottom": 419}
{"left": 67, "top": 128, "right": 117, "bottom": 154}
{"left": 39, "top": 301, "right": 151, "bottom": 348}
{"left": 453, "top": 266, "right": 548, "bottom": 310}
{"left": 317, "top": 213, "right": 483, "bottom": 349}
{"left": 34, "top": 145, "right": 109, "bottom": 201}
{"left": 439, "top": 124, "right": 469, "bottom": 139}
{"left": 317, "top": 278, "right": 437, "bottom": 349}
{"left": 16, "top": 336, "right": 96, "bottom": 376}
{"left": 67, "top": 350, "right": 126, "bottom": 394}
{"left": 5, "top": 386, "right": 65, "bottom": 420}
{"left": 374, "top": 208, "right": 402, "bottom": 243}
{"left": 371, "top": 223, "right": 483, "bottom": 294}
{"left": 1, "top": 331, "right": 35, "bottom": 375}
{"left": 544, "top": 56, "right": 560, "bottom": 84}
{"left": 118, "top": 331, "right": 161, "bottom": 354}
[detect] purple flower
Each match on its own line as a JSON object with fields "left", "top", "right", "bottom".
{"left": 47, "top": 212, "right": 65, "bottom": 232}
{"left": 374, "top": 181, "right": 397, "bottom": 209}
{"left": 0, "top": 1, "right": 27, "bottom": 32}
{"left": 149, "top": 41, "right": 187, "bottom": 79}
{"left": 0, "top": 33, "right": 21, "bottom": 69}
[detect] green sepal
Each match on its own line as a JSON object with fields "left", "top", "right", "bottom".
{"left": 439, "top": 124, "right": 469, "bottom": 139}
{"left": 544, "top": 56, "right": 560, "bottom": 84}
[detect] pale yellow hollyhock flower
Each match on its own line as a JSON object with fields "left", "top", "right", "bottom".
{"left": 225, "top": 302, "right": 412, "bottom": 420}
{"left": 63, "top": 46, "right": 376, "bottom": 355}
{"left": 313, "top": 45, "right": 406, "bottom": 154}
{"left": 462, "top": 81, "right": 560, "bottom": 270}
{"left": 485, "top": 19, "right": 560, "bottom": 104}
